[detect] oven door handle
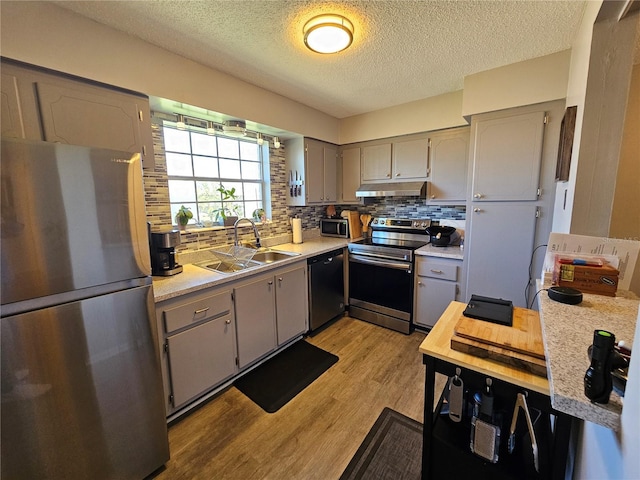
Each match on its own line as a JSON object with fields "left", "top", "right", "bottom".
{"left": 349, "top": 249, "right": 410, "bottom": 262}
{"left": 349, "top": 253, "right": 412, "bottom": 272}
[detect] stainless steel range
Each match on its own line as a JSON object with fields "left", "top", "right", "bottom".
{"left": 348, "top": 217, "right": 432, "bottom": 334}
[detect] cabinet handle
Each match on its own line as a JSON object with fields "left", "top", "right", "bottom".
{"left": 268, "top": 280, "right": 273, "bottom": 285}
{"left": 395, "top": 173, "right": 400, "bottom": 177}
{"left": 386, "top": 173, "right": 391, "bottom": 178}
{"left": 194, "top": 307, "right": 210, "bottom": 315}
{"left": 278, "top": 277, "right": 283, "bottom": 283}
{"left": 225, "top": 318, "right": 231, "bottom": 325}
{"left": 430, "top": 194, "right": 436, "bottom": 199}
{"left": 417, "top": 281, "right": 424, "bottom": 286}
{"left": 473, "top": 193, "right": 483, "bottom": 199}
{"left": 473, "top": 208, "right": 482, "bottom": 213}
{"left": 430, "top": 269, "right": 443, "bottom": 274}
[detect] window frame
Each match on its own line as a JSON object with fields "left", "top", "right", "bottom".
{"left": 163, "top": 122, "right": 268, "bottom": 228}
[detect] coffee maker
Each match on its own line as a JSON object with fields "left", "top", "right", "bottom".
{"left": 150, "top": 230, "right": 183, "bottom": 276}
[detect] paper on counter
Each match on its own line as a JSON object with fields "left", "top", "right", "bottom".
{"left": 542, "top": 233, "right": 640, "bottom": 290}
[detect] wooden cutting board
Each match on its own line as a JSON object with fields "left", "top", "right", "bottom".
{"left": 450, "top": 334, "right": 548, "bottom": 377}
{"left": 347, "top": 211, "right": 362, "bottom": 239}
{"left": 453, "top": 307, "right": 545, "bottom": 359}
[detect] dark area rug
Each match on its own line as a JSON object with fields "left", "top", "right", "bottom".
{"left": 340, "top": 407, "right": 423, "bottom": 480}
{"left": 233, "top": 340, "right": 338, "bottom": 413}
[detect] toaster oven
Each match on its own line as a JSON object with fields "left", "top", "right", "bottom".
{"left": 320, "top": 218, "right": 349, "bottom": 238}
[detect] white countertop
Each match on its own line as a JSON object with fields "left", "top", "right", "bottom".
{"left": 152, "top": 237, "right": 349, "bottom": 303}
{"left": 416, "top": 243, "right": 464, "bottom": 260}
{"left": 537, "top": 283, "right": 639, "bottom": 430}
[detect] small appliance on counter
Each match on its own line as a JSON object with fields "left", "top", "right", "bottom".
{"left": 150, "top": 230, "right": 183, "bottom": 276}
{"left": 320, "top": 217, "right": 350, "bottom": 238}
{"left": 426, "top": 225, "right": 461, "bottom": 246}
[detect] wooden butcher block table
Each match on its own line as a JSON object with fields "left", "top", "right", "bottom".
{"left": 419, "top": 302, "right": 573, "bottom": 480}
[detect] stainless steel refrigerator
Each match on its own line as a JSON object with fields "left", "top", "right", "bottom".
{"left": 1, "top": 138, "right": 169, "bottom": 479}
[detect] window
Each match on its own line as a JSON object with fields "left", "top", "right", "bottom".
{"left": 163, "top": 125, "right": 265, "bottom": 227}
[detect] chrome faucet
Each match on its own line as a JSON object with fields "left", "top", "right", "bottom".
{"left": 234, "top": 218, "right": 261, "bottom": 248}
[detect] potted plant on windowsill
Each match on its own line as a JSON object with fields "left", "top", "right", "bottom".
{"left": 175, "top": 205, "right": 193, "bottom": 231}
{"left": 214, "top": 184, "right": 241, "bottom": 226}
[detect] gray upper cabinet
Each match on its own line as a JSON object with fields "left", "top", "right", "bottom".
{"left": 361, "top": 135, "right": 429, "bottom": 182}
{"left": 285, "top": 137, "right": 338, "bottom": 206}
{"left": 362, "top": 143, "right": 392, "bottom": 181}
{"left": 427, "top": 127, "right": 469, "bottom": 203}
{"left": 470, "top": 110, "right": 545, "bottom": 201}
{"left": 0, "top": 60, "right": 155, "bottom": 169}
{"left": 340, "top": 146, "right": 361, "bottom": 204}
{"left": 392, "top": 136, "right": 429, "bottom": 180}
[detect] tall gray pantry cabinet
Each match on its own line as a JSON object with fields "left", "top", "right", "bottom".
{"left": 464, "top": 101, "right": 564, "bottom": 308}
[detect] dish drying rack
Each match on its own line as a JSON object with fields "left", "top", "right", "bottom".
{"left": 210, "top": 245, "right": 256, "bottom": 269}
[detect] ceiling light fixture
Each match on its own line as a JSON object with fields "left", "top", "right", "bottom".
{"left": 273, "top": 137, "right": 281, "bottom": 149}
{"left": 303, "top": 14, "right": 354, "bottom": 54}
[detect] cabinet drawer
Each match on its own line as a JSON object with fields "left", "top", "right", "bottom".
{"left": 416, "top": 258, "right": 458, "bottom": 281}
{"left": 163, "top": 290, "right": 232, "bottom": 333}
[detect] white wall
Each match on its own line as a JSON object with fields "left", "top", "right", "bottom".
{"left": 0, "top": 1, "right": 340, "bottom": 143}
{"left": 461, "top": 50, "right": 572, "bottom": 118}
{"left": 339, "top": 90, "right": 466, "bottom": 144}
{"left": 551, "top": 1, "right": 602, "bottom": 234}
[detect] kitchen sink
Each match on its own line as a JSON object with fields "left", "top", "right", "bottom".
{"left": 252, "top": 250, "right": 299, "bottom": 263}
{"left": 195, "top": 248, "right": 299, "bottom": 273}
{"left": 196, "top": 259, "right": 261, "bottom": 274}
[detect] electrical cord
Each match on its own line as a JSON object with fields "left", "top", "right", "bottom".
{"left": 528, "top": 288, "right": 548, "bottom": 310}
{"left": 525, "top": 244, "right": 548, "bottom": 307}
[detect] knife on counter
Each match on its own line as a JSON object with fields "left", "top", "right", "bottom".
{"left": 290, "top": 171, "right": 293, "bottom": 197}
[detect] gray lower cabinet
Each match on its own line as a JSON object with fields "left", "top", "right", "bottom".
{"left": 234, "top": 272, "right": 278, "bottom": 369}
{"left": 235, "top": 262, "right": 308, "bottom": 369}
{"left": 156, "top": 287, "right": 236, "bottom": 414}
{"left": 414, "top": 256, "right": 462, "bottom": 329}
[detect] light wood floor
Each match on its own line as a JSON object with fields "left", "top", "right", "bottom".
{"left": 153, "top": 316, "right": 447, "bottom": 480}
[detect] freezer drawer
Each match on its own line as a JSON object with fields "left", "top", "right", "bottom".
{"left": 0, "top": 285, "right": 169, "bottom": 480}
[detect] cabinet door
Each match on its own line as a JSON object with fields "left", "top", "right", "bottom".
{"left": 323, "top": 143, "right": 338, "bottom": 203}
{"left": 470, "top": 111, "right": 545, "bottom": 201}
{"left": 305, "top": 139, "right": 325, "bottom": 203}
{"left": 234, "top": 275, "right": 277, "bottom": 369}
{"left": 428, "top": 128, "right": 469, "bottom": 202}
{"left": 35, "top": 80, "right": 155, "bottom": 168}
{"left": 166, "top": 314, "right": 236, "bottom": 408}
{"left": 362, "top": 143, "right": 392, "bottom": 181}
{"left": 465, "top": 203, "right": 538, "bottom": 308}
{"left": 414, "top": 276, "right": 458, "bottom": 329}
{"left": 341, "top": 147, "right": 361, "bottom": 203}
{"left": 392, "top": 137, "right": 428, "bottom": 180}
{"left": 1, "top": 73, "right": 26, "bottom": 138}
{"left": 37, "top": 81, "right": 141, "bottom": 153}
{"left": 275, "top": 265, "right": 308, "bottom": 345}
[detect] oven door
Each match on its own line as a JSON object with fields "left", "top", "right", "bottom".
{"left": 348, "top": 253, "right": 414, "bottom": 332}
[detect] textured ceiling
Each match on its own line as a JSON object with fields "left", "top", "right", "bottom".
{"left": 54, "top": 0, "right": 588, "bottom": 119}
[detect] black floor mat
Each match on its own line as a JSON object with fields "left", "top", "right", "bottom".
{"left": 234, "top": 340, "right": 338, "bottom": 413}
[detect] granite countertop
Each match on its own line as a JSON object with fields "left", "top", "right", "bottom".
{"left": 152, "top": 236, "right": 350, "bottom": 302}
{"left": 416, "top": 243, "right": 464, "bottom": 260}
{"left": 537, "top": 283, "right": 639, "bottom": 431}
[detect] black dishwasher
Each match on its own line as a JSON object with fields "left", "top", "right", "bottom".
{"left": 307, "top": 249, "right": 345, "bottom": 331}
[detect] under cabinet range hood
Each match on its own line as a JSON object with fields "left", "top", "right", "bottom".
{"left": 355, "top": 181, "right": 428, "bottom": 198}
